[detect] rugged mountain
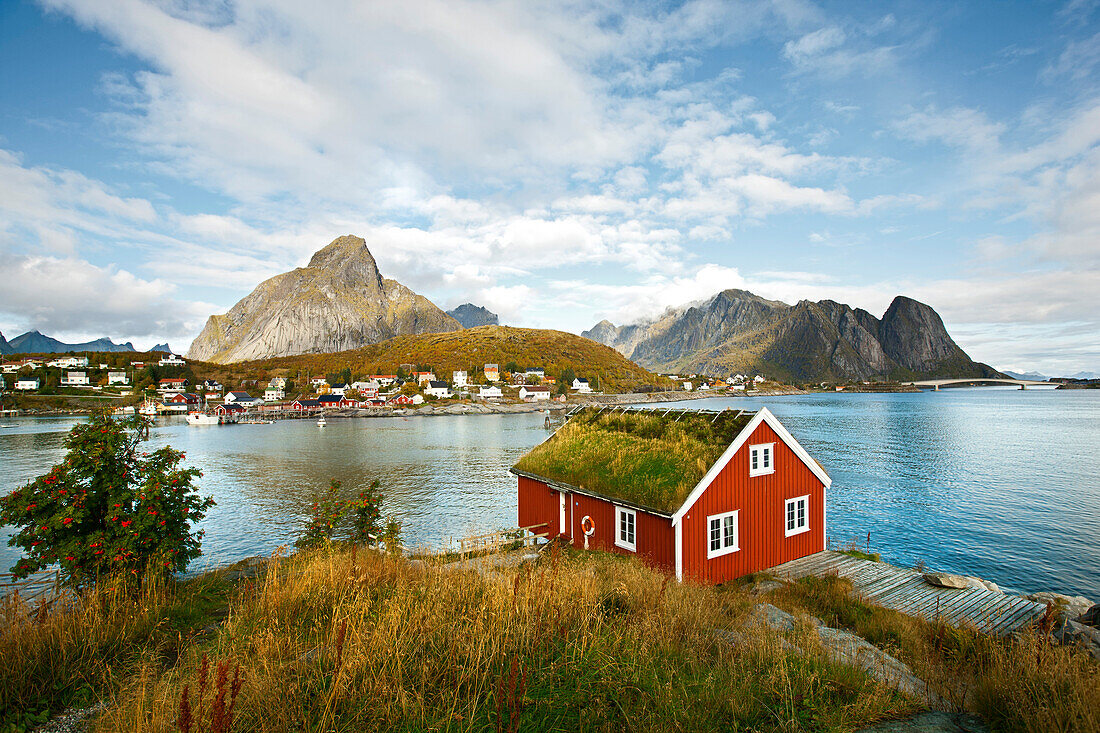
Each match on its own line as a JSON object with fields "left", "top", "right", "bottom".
{"left": 583, "top": 290, "right": 1000, "bottom": 382}
{"left": 1004, "top": 370, "right": 1050, "bottom": 381}
{"left": 447, "top": 303, "right": 499, "bottom": 328}
{"left": 0, "top": 332, "right": 11, "bottom": 355}
{"left": 151, "top": 343, "right": 174, "bottom": 354}
{"left": 5, "top": 331, "right": 137, "bottom": 354}
{"left": 187, "top": 235, "right": 462, "bottom": 364}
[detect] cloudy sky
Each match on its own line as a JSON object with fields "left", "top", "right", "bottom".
{"left": 1, "top": 0, "right": 1098, "bottom": 374}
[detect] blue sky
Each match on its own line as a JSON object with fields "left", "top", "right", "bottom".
{"left": 1, "top": 0, "right": 1099, "bottom": 374}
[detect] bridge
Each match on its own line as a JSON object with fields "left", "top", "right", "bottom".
{"left": 904, "top": 378, "right": 1052, "bottom": 390}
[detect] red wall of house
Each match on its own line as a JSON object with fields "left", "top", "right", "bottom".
{"left": 566, "top": 493, "right": 675, "bottom": 573}
{"left": 517, "top": 476, "right": 560, "bottom": 538}
{"left": 680, "top": 421, "right": 825, "bottom": 584}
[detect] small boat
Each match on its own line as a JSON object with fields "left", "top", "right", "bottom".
{"left": 317, "top": 414, "right": 327, "bottom": 428}
{"left": 187, "top": 411, "right": 221, "bottom": 426}
{"left": 138, "top": 400, "right": 159, "bottom": 417}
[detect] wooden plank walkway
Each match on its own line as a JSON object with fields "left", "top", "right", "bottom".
{"left": 768, "top": 551, "right": 1047, "bottom": 636}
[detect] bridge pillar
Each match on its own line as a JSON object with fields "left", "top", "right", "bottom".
{"left": 1020, "top": 384, "right": 1025, "bottom": 390}
{"left": 934, "top": 384, "right": 939, "bottom": 391}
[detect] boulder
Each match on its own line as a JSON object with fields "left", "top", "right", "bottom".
{"left": 856, "top": 711, "right": 987, "bottom": 732}
{"left": 923, "top": 572, "right": 989, "bottom": 591}
{"left": 1027, "top": 592, "right": 1094, "bottom": 620}
{"left": 1077, "top": 603, "right": 1100, "bottom": 627}
{"left": 749, "top": 579, "right": 786, "bottom": 596}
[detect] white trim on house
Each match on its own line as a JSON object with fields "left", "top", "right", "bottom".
{"left": 706, "top": 509, "right": 740, "bottom": 558}
{"left": 671, "top": 407, "right": 831, "bottom": 526}
{"left": 784, "top": 495, "right": 810, "bottom": 537}
{"left": 749, "top": 443, "right": 774, "bottom": 477}
{"left": 614, "top": 506, "right": 637, "bottom": 552}
{"left": 674, "top": 520, "right": 683, "bottom": 581}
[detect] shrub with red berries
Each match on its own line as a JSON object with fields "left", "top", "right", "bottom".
{"left": 0, "top": 412, "right": 214, "bottom": 585}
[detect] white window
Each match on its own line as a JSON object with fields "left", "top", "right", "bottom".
{"left": 615, "top": 506, "right": 636, "bottom": 552}
{"left": 785, "top": 495, "right": 809, "bottom": 537}
{"left": 749, "top": 443, "right": 775, "bottom": 477}
{"left": 707, "top": 510, "right": 739, "bottom": 558}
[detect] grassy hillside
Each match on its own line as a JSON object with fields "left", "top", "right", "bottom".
{"left": 4, "top": 545, "right": 1096, "bottom": 731}
{"left": 204, "top": 326, "right": 667, "bottom": 393}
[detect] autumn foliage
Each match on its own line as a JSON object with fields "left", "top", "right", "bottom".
{"left": 0, "top": 413, "right": 215, "bottom": 584}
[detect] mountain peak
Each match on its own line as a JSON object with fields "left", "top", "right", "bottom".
{"left": 447, "top": 303, "right": 499, "bottom": 328}
{"left": 187, "top": 235, "right": 460, "bottom": 363}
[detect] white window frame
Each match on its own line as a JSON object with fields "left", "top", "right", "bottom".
{"left": 706, "top": 509, "right": 740, "bottom": 559}
{"left": 614, "top": 506, "right": 637, "bottom": 552}
{"left": 749, "top": 443, "right": 775, "bottom": 477}
{"left": 784, "top": 495, "right": 810, "bottom": 537}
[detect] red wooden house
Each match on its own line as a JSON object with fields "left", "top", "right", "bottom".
{"left": 511, "top": 407, "right": 830, "bottom": 583}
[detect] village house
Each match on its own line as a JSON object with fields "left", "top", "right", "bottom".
{"left": 754, "top": 375, "right": 766, "bottom": 384}
{"left": 214, "top": 403, "right": 245, "bottom": 418}
{"left": 158, "top": 354, "right": 186, "bottom": 367}
{"left": 484, "top": 363, "right": 500, "bottom": 382}
{"left": 269, "top": 377, "right": 287, "bottom": 390}
{"left": 310, "top": 376, "right": 329, "bottom": 389}
{"left": 0, "top": 375, "right": 5, "bottom": 390}
{"left": 352, "top": 380, "right": 381, "bottom": 397}
{"left": 452, "top": 370, "right": 468, "bottom": 387}
{"left": 330, "top": 383, "right": 349, "bottom": 396}
{"left": 317, "top": 394, "right": 343, "bottom": 408}
{"left": 510, "top": 372, "right": 529, "bottom": 386}
{"left": 291, "top": 398, "right": 322, "bottom": 411}
{"left": 425, "top": 380, "right": 452, "bottom": 399}
{"left": 369, "top": 375, "right": 397, "bottom": 386}
{"left": 108, "top": 371, "right": 129, "bottom": 386}
{"left": 224, "top": 391, "right": 260, "bottom": 407}
{"left": 512, "top": 407, "right": 829, "bottom": 584}
{"left": 478, "top": 385, "right": 503, "bottom": 400}
{"left": 1, "top": 362, "right": 21, "bottom": 373}
{"left": 414, "top": 371, "right": 436, "bottom": 386}
{"left": 571, "top": 377, "right": 592, "bottom": 393}
{"left": 162, "top": 393, "right": 201, "bottom": 413}
{"left": 264, "top": 387, "right": 285, "bottom": 401}
{"left": 157, "top": 378, "right": 189, "bottom": 393}
{"left": 682, "top": 381, "right": 693, "bottom": 391}
{"left": 201, "top": 379, "right": 223, "bottom": 394}
{"left": 526, "top": 367, "right": 545, "bottom": 380}
{"left": 61, "top": 371, "right": 90, "bottom": 386}
{"left": 48, "top": 356, "right": 89, "bottom": 369}
{"left": 16, "top": 377, "right": 40, "bottom": 391}
{"left": 519, "top": 385, "right": 551, "bottom": 402}
{"left": 130, "top": 361, "right": 145, "bottom": 369}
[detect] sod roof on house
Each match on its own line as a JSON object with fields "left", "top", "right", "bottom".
{"left": 511, "top": 406, "right": 756, "bottom": 514}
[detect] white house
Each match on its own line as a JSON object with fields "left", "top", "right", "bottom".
{"left": 310, "top": 377, "right": 329, "bottom": 389}
{"left": 264, "top": 388, "right": 285, "bottom": 401}
{"left": 682, "top": 381, "right": 693, "bottom": 391}
{"left": 107, "top": 371, "right": 129, "bottom": 386}
{"left": 330, "top": 383, "right": 349, "bottom": 396}
{"left": 452, "top": 370, "right": 468, "bottom": 387}
{"left": 48, "top": 356, "right": 89, "bottom": 369}
{"left": 269, "top": 377, "right": 287, "bottom": 389}
{"left": 479, "top": 385, "right": 503, "bottom": 399}
{"left": 16, "top": 378, "right": 40, "bottom": 391}
{"left": 61, "top": 371, "right": 90, "bottom": 386}
{"left": 352, "top": 380, "right": 381, "bottom": 395}
{"left": 525, "top": 367, "right": 545, "bottom": 379}
{"left": 571, "top": 378, "right": 592, "bottom": 393}
{"left": 369, "top": 375, "right": 397, "bottom": 386}
{"left": 158, "top": 378, "right": 189, "bottom": 393}
{"left": 754, "top": 375, "right": 766, "bottom": 384}
{"left": 519, "top": 385, "right": 551, "bottom": 401}
{"left": 202, "top": 379, "right": 223, "bottom": 393}
{"left": 224, "top": 391, "right": 260, "bottom": 407}
{"left": 729, "top": 383, "right": 745, "bottom": 392}
{"left": 425, "top": 380, "right": 452, "bottom": 399}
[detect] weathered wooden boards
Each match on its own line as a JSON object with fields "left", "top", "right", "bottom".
{"left": 0, "top": 569, "right": 62, "bottom": 607}
{"left": 768, "top": 551, "right": 1047, "bottom": 636}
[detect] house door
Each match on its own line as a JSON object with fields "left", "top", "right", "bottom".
{"left": 559, "top": 492, "right": 568, "bottom": 536}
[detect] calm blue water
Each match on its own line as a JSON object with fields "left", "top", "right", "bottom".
{"left": 1, "top": 389, "right": 1098, "bottom": 598}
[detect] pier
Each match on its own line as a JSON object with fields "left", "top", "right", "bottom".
{"left": 768, "top": 551, "right": 1048, "bottom": 636}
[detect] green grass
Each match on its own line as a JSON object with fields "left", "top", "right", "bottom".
{"left": 513, "top": 408, "right": 753, "bottom": 513}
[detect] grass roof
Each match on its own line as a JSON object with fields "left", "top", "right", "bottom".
{"left": 512, "top": 407, "right": 755, "bottom": 514}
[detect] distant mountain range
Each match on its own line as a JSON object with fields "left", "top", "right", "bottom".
{"left": 583, "top": 290, "right": 1001, "bottom": 382}
{"left": 447, "top": 303, "right": 499, "bottom": 328}
{"left": 0, "top": 330, "right": 138, "bottom": 355}
{"left": 187, "top": 235, "right": 461, "bottom": 363}
{"left": 1003, "top": 370, "right": 1050, "bottom": 381}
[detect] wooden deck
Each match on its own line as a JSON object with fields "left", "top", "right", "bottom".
{"left": 768, "top": 551, "right": 1048, "bottom": 636}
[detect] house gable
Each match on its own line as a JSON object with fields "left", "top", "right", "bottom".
{"left": 671, "top": 407, "right": 830, "bottom": 526}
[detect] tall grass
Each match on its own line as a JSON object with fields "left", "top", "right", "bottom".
{"left": 766, "top": 574, "right": 1100, "bottom": 733}
{"left": 90, "top": 547, "right": 909, "bottom": 731}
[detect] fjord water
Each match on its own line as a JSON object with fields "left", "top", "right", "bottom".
{"left": 1, "top": 388, "right": 1098, "bottom": 598}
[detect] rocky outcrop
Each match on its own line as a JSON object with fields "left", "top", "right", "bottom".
{"left": 0, "top": 331, "right": 10, "bottom": 355}
{"left": 446, "top": 303, "right": 499, "bottom": 328}
{"left": 585, "top": 290, "right": 1001, "bottom": 382}
{"left": 187, "top": 235, "right": 461, "bottom": 364}
{"left": 923, "top": 572, "right": 1001, "bottom": 593}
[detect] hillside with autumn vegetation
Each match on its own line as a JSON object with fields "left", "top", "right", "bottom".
{"left": 196, "top": 326, "right": 669, "bottom": 394}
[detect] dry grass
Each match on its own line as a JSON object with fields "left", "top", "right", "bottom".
{"left": 74, "top": 546, "right": 913, "bottom": 732}
{"left": 763, "top": 574, "right": 1100, "bottom": 733}
{"left": 513, "top": 408, "right": 752, "bottom": 512}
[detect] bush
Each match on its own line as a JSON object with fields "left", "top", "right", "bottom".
{"left": 0, "top": 413, "right": 214, "bottom": 585}
{"left": 296, "top": 479, "right": 393, "bottom": 550}
{"left": 294, "top": 480, "right": 349, "bottom": 550}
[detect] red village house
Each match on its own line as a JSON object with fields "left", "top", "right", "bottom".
{"left": 511, "top": 406, "right": 830, "bottom": 583}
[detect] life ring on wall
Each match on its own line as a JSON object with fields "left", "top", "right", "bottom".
{"left": 581, "top": 515, "right": 596, "bottom": 537}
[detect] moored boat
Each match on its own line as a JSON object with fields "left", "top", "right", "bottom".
{"left": 187, "top": 411, "right": 221, "bottom": 426}
{"left": 317, "top": 413, "right": 327, "bottom": 428}
{"left": 138, "top": 399, "right": 159, "bottom": 416}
